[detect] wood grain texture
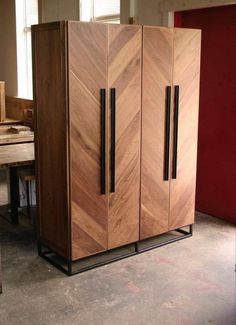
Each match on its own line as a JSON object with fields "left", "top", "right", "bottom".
{"left": 141, "top": 27, "right": 173, "bottom": 239}
{"left": 32, "top": 22, "right": 70, "bottom": 258}
{"left": 169, "top": 28, "right": 201, "bottom": 230}
{"left": 0, "top": 125, "right": 34, "bottom": 145}
{"left": 0, "top": 143, "right": 34, "bottom": 168}
{"left": 0, "top": 118, "right": 21, "bottom": 125}
{"left": 6, "top": 96, "right": 33, "bottom": 122}
{"left": 68, "top": 22, "right": 109, "bottom": 260}
{"left": 108, "top": 24, "right": 142, "bottom": 249}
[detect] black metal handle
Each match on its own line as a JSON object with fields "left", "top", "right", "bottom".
{"left": 100, "top": 89, "right": 106, "bottom": 194}
{"left": 110, "top": 88, "right": 116, "bottom": 193}
{"left": 172, "top": 85, "right": 179, "bottom": 179}
{"left": 164, "top": 86, "right": 171, "bottom": 181}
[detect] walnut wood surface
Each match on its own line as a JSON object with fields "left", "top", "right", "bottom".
{"left": 68, "top": 22, "right": 109, "bottom": 260}
{"left": 169, "top": 28, "right": 201, "bottom": 230}
{"left": 141, "top": 27, "right": 173, "bottom": 239}
{"left": 0, "top": 143, "right": 34, "bottom": 168}
{"left": 32, "top": 22, "right": 70, "bottom": 258}
{"left": 108, "top": 24, "right": 141, "bottom": 248}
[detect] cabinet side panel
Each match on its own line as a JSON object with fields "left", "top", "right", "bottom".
{"left": 32, "top": 23, "right": 70, "bottom": 258}
{"left": 169, "top": 29, "right": 201, "bottom": 229}
{"left": 141, "top": 27, "right": 173, "bottom": 239}
{"left": 108, "top": 25, "right": 142, "bottom": 249}
{"left": 68, "top": 22, "right": 108, "bottom": 260}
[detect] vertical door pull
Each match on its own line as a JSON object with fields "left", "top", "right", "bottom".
{"left": 110, "top": 88, "right": 116, "bottom": 193}
{"left": 164, "top": 86, "right": 171, "bottom": 181}
{"left": 100, "top": 88, "right": 106, "bottom": 194}
{"left": 172, "top": 85, "right": 179, "bottom": 179}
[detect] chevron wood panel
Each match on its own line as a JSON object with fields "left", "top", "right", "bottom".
{"left": 68, "top": 22, "right": 109, "bottom": 260}
{"left": 169, "top": 28, "right": 201, "bottom": 230}
{"left": 141, "top": 27, "right": 173, "bottom": 239}
{"left": 108, "top": 25, "right": 142, "bottom": 249}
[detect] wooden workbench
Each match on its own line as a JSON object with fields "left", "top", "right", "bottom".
{"left": 0, "top": 132, "right": 34, "bottom": 295}
{"left": 0, "top": 123, "right": 35, "bottom": 224}
{"left": 0, "top": 125, "right": 34, "bottom": 145}
{"left": 0, "top": 143, "right": 34, "bottom": 168}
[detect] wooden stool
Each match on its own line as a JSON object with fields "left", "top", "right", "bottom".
{"left": 17, "top": 168, "right": 35, "bottom": 217}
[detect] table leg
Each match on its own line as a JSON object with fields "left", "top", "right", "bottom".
{"left": 9, "top": 166, "right": 19, "bottom": 224}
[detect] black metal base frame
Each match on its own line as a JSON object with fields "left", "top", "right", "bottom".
{"left": 38, "top": 225, "right": 193, "bottom": 276}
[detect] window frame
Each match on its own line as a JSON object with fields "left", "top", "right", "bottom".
{"left": 15, "top": 0, "right": 38, "bottom": 99}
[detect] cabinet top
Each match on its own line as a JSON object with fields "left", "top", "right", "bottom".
{"left": 31, "top": 21, "right": 201, "bottom": 33}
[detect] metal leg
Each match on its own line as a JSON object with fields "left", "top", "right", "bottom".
{"left": 38, "top": 225, "right": 194, "bottom": 277}
{"left": 67, "top": 260, "right": 72, "bottom": 276}
{"left": 136, "top": 225, "right": 193, "bottom": 254}
{"left": 37, "top": 242, "right": 42, "bottom": 255}
{"left": 9, "top": 167, "right": 19, "bottom": 224}
{"left": 190, "top": 224, "right": 193, "bottom": 235}
{"left": 26, "top": 180, "right": 30, "bottom": 218}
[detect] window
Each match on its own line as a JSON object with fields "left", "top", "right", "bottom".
{"left": 80, "top": 0, "right": 120, "bottom": 23}
{"left": 15, "top": 0, "right": 38, "bottom": 99}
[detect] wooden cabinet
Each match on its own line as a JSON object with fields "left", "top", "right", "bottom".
{"left": 141, "top": 27, "right": 201, "bottom": 239}
{"left": 32, "top": 22, "right": 201, "bottom": 272}
{"left": 32, "top": 21, "right": 141, "bottom": 261}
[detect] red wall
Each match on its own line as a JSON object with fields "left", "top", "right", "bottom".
{"left": 175, "top": 5, "right": 236, "bottom": 223}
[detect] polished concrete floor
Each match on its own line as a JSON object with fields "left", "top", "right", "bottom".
{"left": 0, "top": 172, "right": 235, "bottom": 325}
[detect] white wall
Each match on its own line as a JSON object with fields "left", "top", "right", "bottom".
{"left": 120, "top": 0, "right": 130, "bottom": 24}
{"left": 39, "top": 0, "right": 80, "bottom": 23}
{"left": 0, "top": 0, "right": 18, "bottom": 96}
{"left": 120, "top": 0, "right": 236, "bottom": 26}
{"left": 136, "top": 0, "right": 163, "bottom": 25}
{"left": 159, "top": 0, "right": 236, "bottom": 12}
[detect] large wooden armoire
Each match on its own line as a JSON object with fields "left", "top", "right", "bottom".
{"left": 32, "top": 21, "right": 201, "bottom": 275}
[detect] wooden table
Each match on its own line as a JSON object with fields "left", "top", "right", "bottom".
{"left": 0, "top": 128, "right": 34, "bottom": 294}
{"left": 0, "top": 125, "right": 34, "bottom": 145}
{"left": 0, "top": 142, "right": 35, "bottom": 224}
{"left": 0, "top": 143, "right": 34, "bottom": 168}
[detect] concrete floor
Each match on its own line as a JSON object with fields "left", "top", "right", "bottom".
{"left": 0, "top": 172, "right": 235, "bottom": 324}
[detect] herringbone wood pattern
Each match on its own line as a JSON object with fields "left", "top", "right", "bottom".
{"left": 141, "top": 27, "right": 173, "bottom": 239}
{"left": 108, "top": 25, "right": 142, "bottom": 248}
{"left": 169, "top": 29, "right": 201, "bottom": 230}
{"left": 69, "top": 22, "right": 142, "bottom": 258}
{"left": 68, "top": 22, "right": 109, "bottom": 260}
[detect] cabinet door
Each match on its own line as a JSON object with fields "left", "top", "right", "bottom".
{"left": 68, "top": 22, "right": 109, "bottom": 260}
{"left": 141, "top": 27, "right": 173, "bottom": 239}
{"left": 108, "top": 25, "right": 142, "bottom": 249}
{"left": 169, "top": 29, "right": 201, "bottom": 230}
